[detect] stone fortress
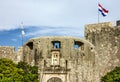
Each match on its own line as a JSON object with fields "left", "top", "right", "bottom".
{"left": 0, "top": 20, "right": 120, "bottom": 82}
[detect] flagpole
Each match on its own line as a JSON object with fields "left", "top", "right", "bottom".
{"left": 21, "top": 22, "right": 23, "bottom": 46}
{"left": 98, "top": 4, "right": 100, "bottom": 23}
{"left": 22, "top": 32, "right": 23, "bottom": 46}
{"left": 21, "top": 22, "right": 25, "bottom": 62}
{"left": 98, "top": 2, "right": 100, "bottom": 23}
{"left": 21, "top": 22, "right": 25, "bottom": 46}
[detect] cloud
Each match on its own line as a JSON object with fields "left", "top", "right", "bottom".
{"left": 25, "top": 26, "right": 84, "bottom": 38}
{"left": 0, "top": 25, "right": 19, "bottom": 31}
{"left": 0, "top": 0, "right": 96, "bottom": 31}
{"left": 0, "top": 0, "right": 120, "bottom": 32}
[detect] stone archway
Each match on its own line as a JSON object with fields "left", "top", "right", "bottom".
{"left": 47, "top": 77, "right": 62, "bottom": 82}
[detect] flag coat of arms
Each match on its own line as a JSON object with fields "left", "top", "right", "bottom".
{"left": 98, "top": 3, "right": 109, "bottom": 16}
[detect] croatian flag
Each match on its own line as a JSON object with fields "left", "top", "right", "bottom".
{"left": 98, "top": 3, "right": 109, "bottom": 16}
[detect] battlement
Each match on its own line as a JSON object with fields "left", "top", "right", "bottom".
{"left": 85, "top": 22, "right": 113, "bottom": 28}
{"left": 0, "top": 46, "right": 23, "bottom": 63}
{"left": 0, "top": 46, "right": 15, "bottom": 55}
{"left": 85, "top": 21, "right": 120, "bottom": 32}
{"left": 85, "top": 21, "right": 120, "bottom": 45}
{"left": 85, "top": 22, "right": 113, "bottom": 33}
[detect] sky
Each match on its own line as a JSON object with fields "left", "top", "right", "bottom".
{"left": 0, "top": 0, "right": 120, "bottom": 50}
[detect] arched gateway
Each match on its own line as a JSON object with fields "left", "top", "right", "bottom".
{"left": 47, "top": 77, "right": 62, "bottom": 82}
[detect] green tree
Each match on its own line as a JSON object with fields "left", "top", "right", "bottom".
{"left": 101, "top": 67, "right": 120, "bottom": 82}
{"left": 0, "top": 58, "right": 24, "bottom": 82}
{"left": 0, "top": 58, "right": 38, "bottom": 82}
{"left": 17, "top": 61, "right": 38, "bottom": 82}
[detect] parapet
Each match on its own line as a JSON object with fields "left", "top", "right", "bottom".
{"left": 84, "top": 21, "right": 120, "bottom": 33}
{"left": 0, "top": 46, "right": 16, "bottom": 60}
{"left": 84, "top": 22, "right": 114, "bottom": 37}
{"left": 0, "top": 46, "right": 23, "bottom": 63}
{"left": 0, "top": 46, "right": 15, "bottom": 54}
{"left": 85, "top": 22, "right": 113, "bottom": 30}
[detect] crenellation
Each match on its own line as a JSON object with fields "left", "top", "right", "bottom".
{"left": 0, "top": 46, "right": 23, "bottom": 63}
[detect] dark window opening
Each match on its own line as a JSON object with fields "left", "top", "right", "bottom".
{"left": 52, "top": 41, "right": 61, "bottom": 49}
{"left": 27, "top": 42, "right": 33, "bottom": 50}
{"left": 74, "top": 41, "right": 84, "bottom": 50}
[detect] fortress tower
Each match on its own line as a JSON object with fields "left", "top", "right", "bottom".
{"left": 23, "top": 36, "right": 96, "bottom": 82}
{"left": 85, "top": 20, "right": 120, "bottom": 81}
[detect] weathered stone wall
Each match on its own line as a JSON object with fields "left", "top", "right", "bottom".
{"left": 85, "top": 21, "right": 120, "bottom": 82}
{"left": 17, "top": 47, "right": 23, "bottom": 62}
{"left": 23, "top": 36, "right": 96, "bottom": 82}
{"left": 0, "top": 46, "right": 23, "bottom": 63}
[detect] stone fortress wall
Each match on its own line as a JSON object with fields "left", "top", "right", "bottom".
{"left": 0, "top": 20, "right": 120, "bottom": 82}
{"left": 85, "top": 20, "right": 120, "bottom": 81}
{"left": 0, "top": 46, "right": 23, "bottom": 63}
{"left": 23, "top": 36, "right": 96, "bottom": 82}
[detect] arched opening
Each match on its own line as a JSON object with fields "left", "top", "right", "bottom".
{"left": 27, "top": 42, "right": 33, "bottom": 50}
{"left": 24, "top": 42, "right": 34, "bottom": 65}
{"left": 52, "top": 41, "right": 61, "bottom": 49}
{"left": 74, "top": 41, "right": 84, "bottom": 50}
{"left": 47, "top": 77, "right": 62, "bottom": 82}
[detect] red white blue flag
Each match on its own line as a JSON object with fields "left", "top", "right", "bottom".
{"left": 98, "top": 3, "right": 108, "bottom": 16}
